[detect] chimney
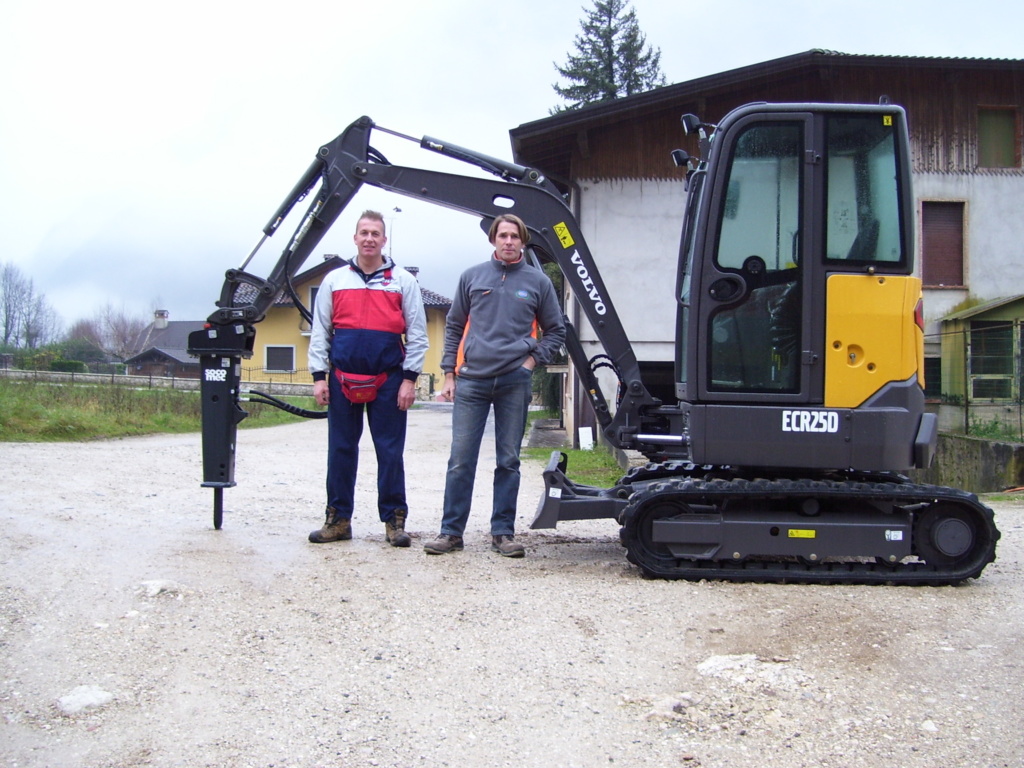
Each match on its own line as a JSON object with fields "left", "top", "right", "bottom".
{"left": 154, "top": 309, "right": 169, "bottom": 330}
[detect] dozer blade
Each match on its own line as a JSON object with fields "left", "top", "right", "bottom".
{"left": 532, "top": 451, "right": 627, "bottom": 529}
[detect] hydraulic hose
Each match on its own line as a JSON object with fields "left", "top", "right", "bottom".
{"left": 244, "top": 389, "right": 328, "bottom": 419}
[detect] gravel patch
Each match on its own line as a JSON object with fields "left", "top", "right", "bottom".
{"left": 2, "top": 405, "right": 1022, "bottom": 767}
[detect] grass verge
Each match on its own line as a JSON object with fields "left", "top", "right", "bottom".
{"left": 522, "top": 409, "right": 624, "bottom": 488}
{"left": 0, "top": 379, "right": 318, "bottom": 442}
{"left": 522, "top": 446, "right": 625, "bottom": 488}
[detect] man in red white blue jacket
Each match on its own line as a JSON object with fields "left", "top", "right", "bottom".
{"left": 307, "top": 210, "right": 428, "bottom": 547}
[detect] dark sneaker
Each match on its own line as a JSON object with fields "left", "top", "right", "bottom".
{"left": 424, "top": 534, "right": 464, "bottom": 555}
{"left": 308, "top": 507, "right": 352, "bottom": 543}
{"left": 385, "top": 508, "right": 412, "bottom": 548}
{"left": 491, "top": 535, "right": 525, "bottom": 558}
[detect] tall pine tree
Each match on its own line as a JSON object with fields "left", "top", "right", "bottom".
{"left": 552, "top": 0, "right": 666, "bottom": 112}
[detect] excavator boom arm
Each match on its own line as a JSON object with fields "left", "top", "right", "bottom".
{"left": 188, "top": 116, "right": 663, "bottom": 521}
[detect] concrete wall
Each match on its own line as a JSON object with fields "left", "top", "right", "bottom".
{"left": 910, "top": 433, "right": 1024, "bottom": 493}
{"left": 563, "top": 178, "right": 685, "bottom": 440}
{"left": 574, "top": 177, "right": 686, "bottom": 356}
{"left": 915, "top": 172, "right": 1024, "bottom": 336}
{"left": 0, "top": 368, "right": 442, "bottom": 401}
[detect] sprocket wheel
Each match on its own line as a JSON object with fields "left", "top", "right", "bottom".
{"left": 913, "top": 502, "right": 979, "bottom": 567}
{"left": 620, "top": 488, "right": 691, "bottom": 577}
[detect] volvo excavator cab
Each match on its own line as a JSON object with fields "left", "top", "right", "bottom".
{"left": 675, "top": 105, "right": 933, "bottom": 473}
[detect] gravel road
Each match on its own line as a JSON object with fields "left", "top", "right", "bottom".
{"left": 2, "top": 404, "right": 1023, "bottom": 767}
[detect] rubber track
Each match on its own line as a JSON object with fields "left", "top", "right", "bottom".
{"left": 619, "top": 475, "right": 1000, "bottom": 585}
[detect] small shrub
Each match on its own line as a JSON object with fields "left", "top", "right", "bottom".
{"left": 968, "top": 416, "right": 1023, "bottom": 442}
{"left": 50, "top": 359, "right": 88, "bottom": 373}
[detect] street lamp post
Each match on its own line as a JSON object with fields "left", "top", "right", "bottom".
{"left": 389, "top": 206, "right": 402, "bottom": 259}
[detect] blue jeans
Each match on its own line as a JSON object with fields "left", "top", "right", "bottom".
{"left": 326, "top": 369, "right": 407, "bottom": 523}
{"left": 440, "top": 367, "right": 533, "bottom": 537}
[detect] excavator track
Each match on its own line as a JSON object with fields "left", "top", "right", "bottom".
{"left": 618, "top": 473, "right": 1000, "bottom": 585}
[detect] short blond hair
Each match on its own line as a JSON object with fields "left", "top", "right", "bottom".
{"left": 355, "top": 210, "right": 386, "bottom": 235}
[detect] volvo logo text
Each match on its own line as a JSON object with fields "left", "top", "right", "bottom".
{"left": 569, "top": 252, "right": 607, "bottom": 316}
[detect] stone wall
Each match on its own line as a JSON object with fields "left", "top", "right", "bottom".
{"left": 0, "top": 368, "right": 435, "bottom": 401}
{"left": 910, "top": 433, "right": 1024, "bottom": 493}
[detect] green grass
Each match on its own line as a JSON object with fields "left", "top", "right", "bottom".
{"left": 522, "top": 444, "right": 625, "bottom": 489}
{"left": 981, "top": 491, "right": 1024, "bottom": 502}
{"left": 523, "top": 408, "right": 625, "bottom": 487}
{"left": 0, "top": 379, "right": 317, "bottom": 442}
{"left": 968, "top": 416, "right": 1023, "bottom": 443}
{"left": 0, "top": 381, "right": 626, "bottom": 490}
{"left": 526, "top": 407, "right": 559, "bottom": 425}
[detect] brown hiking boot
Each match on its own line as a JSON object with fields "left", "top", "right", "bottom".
{"left": 308, "top": 507, "right": 352, "bottom": 543}
{"left": 491, "top": 535, "right": 525, "bottom": 558}
{"left": 423, "top": 534, "right": 464, "bottom": 555}
{"left": 385, "top": 508, "right": 412, "bottom": 548}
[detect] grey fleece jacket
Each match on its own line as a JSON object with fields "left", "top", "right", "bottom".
{"left": 441, "top": 255, "right": 565, "bottom": 380}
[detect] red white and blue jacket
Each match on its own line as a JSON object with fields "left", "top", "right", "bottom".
{"left": 308, "top": 256, "right": 428, "bottom": 382}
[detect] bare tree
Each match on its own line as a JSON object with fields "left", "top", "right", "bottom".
{"left": 63, "top": 317, "right": 107, "bottom": 363}
{"left": 21, "top": 292, "right": 62, "bottom": 349}
{"left": 1, "top": 262, "right": 31, "bottom": 347}
{"left": 1, "top": 262, "right": 60, "bottom": 349}
{"left": 66, "top": 317, "right": 105, "bottom": 347}
{"left": 97, "top": 303, "right": 148, "bottom": 361}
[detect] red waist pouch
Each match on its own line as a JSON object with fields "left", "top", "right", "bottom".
{"left": 334, "top": 369, "right": 388, "bottom": 403}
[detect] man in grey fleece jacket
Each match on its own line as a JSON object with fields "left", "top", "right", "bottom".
{"left": 425, "top": 213, "right": 566, "bottom": 557}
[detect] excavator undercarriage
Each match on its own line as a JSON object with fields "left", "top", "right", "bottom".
{"left": 537, "top": 454, "right": 999, "bottom": 584}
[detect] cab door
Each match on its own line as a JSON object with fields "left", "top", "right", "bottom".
{"left": 695, "top": 111, "right": 822, "bottom": 405}
{"left": 680, "top": 105, "right": 920, "bottom": 470}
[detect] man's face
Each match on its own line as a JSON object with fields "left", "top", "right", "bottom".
{"left": 492, "top": 221, "right": 523, "bottom": 264}
{"left": 353, "top": 218, "right": 387, "bottom": 260}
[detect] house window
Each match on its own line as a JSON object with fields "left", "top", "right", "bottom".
{"left": 978, "top": 107, "right": 1019, "bottom": 168}
{"left": 299, "top": 285, "right": 322, "bottom": 333}
{"left": 923, "top": 356, "right": 942, "bottom": 400}
{"left": 265, "top": 346, "right": 295, "bottom": 373}
{"left": 921, "top": 201, "right": 965, "bottom": 288}
{"left": 969, "top": 321, "right": 1014, "bottom": 400}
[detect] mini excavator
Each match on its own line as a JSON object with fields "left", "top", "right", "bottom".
{"left": 189, "top": 102, "right": 999, "bottom": 584}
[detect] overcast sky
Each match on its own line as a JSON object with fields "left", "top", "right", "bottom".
{"left": 1, "top": 0, "right": 1021, "bottom": 329}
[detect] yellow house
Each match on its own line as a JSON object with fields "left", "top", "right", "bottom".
{"left": 243, "top": 255, "right": 451, "bottom": 394}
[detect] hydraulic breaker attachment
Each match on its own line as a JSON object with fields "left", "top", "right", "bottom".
{"left": 187, "top": 322, "right": 255, "bottom": 529}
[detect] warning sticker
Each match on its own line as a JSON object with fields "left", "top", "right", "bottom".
{"left": 554, "top": 221, "right": 575, "bottom": 249}
{"left": 788, "top": 529, "right": 816, "bottom": 539}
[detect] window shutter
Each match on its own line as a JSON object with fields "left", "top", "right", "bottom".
{"left": 978, "top": 108, "right": 1018, "bottom": 168}
{"left": 266, "top": 346, "right": 295, "bottom": 372}
{"left": 922, "top": 202, "right": 964, "bottom": 287}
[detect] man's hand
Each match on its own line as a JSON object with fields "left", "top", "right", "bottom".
{"left": 398, "top": 379, "right": 416, "bottom": 411}
{"left": 438, "top": 373, "right": 456, "bottom": 402}
{"left": 314, "top": 379, "right": 329, "bottom": 406}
